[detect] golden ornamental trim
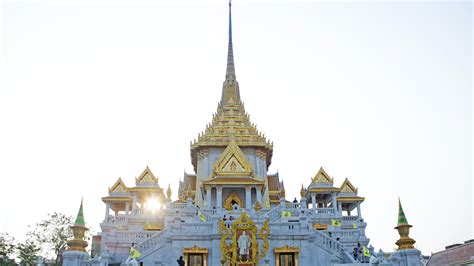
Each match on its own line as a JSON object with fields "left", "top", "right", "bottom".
{"left": 212, "top": 140, "right": 254, "bottom": 177}
{"left": 183, "top": 245, "right": 209, "bottom": 254}
{"left": 340, "top": 178, "right": 358, "bottom": 193}
{"left": 135, "top": 166, "right": 158, "bottom": 184}
{"left": 219, "top": 211, "right": 270, "bottom": 265}
{"left": 224, "top": 192, "right": 243, "bottom": 210}
{"left": 109, "top": 177, "right": 129, "bottom": 193}
{"left": 311, "top": 167, "right": 333, "bottom": 184}
{"left": 274, "top": 245, "right": 300, "bottom": 254}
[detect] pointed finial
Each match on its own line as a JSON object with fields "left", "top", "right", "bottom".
{"left": 394, "top": 198, "right": 416, "bottom": 250}
{"left": 166, "top": 183, "right": 172, "bottom": 199}
{"left": 397, "top": 197, "right": 409, "bottom": 226}
{"left": 74, "top": 198, "right": 85, "bottom": 226}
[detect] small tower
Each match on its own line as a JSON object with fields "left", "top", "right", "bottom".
{"left": 394, "top": 198, "right": 416, "bottom": 250}
{"left": 68, "top": 199, "right": 88, "bottom": 252}
{"left": 166, "top": 183, "right": 172, "bottom": 200}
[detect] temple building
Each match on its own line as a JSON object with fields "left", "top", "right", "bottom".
{"left": 66, "top": 1, "right": 424, "bottom": 265}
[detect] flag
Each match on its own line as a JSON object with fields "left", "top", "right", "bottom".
{"left": 353, "top": 223, "right": 357, "bottom": 229}
{"left": 130, "top": 247, "right": 141, "bottom": 259}
{"left": 281, "top": 210, "right": 292, "bottom": 218}
{"left": 331, "top": 219, "right": 341, "bottom": 227}
{"left": 362, "top": 246, "right": 370, "bottom": 257}
{"left": 198, "top": 210, "right": 206, "bottom": 222}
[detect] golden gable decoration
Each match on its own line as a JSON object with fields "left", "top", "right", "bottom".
{"left": 340, "top": 178, "right": 358, "bottom": 193}
{"left": 224, "top": 192, "right": 243, "bottom": 210}
{"left": 109, "top": 178, "right": 128, "bottom": 193}
{"left": 219, "top": 210, "right": 270, "bottom": 265}
{"left": 311, "top": 167, "right": 333, "bottom": 184}
{"left": 136, "top": 166, "right": 158, "bottom": 184}
{"left": 212, "top": 140, "right": 253, "bottom": 177}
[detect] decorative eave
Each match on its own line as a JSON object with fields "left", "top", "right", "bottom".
{"left": 202, "top": 177, "right": 264, "bottom": 185}
{"left": 128, "top": 186, "right": 163, "bottom": 192}
{"left": 101, "top": 196, "right": 132, "bottom": 203}
{"left": 190, "top": 102, "right": 273, "bottom": 171}
{"left": 274, "top": 245, "right": 300, "bottom": 253}
{"left": 308, "top": 187, "right": 341, "bottom": 193}
{"left": 340, "top": 178, "right": 358, "bottom": 193}
{"left": 183, "top": 246, "right": 209, "bottom": 254}
{"left": 336, "top": 196, "right": 365, "bottom": 202}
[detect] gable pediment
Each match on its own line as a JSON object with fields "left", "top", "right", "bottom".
{"left": 311, "top": 167, "right": 333, "bottom": 184}
{"left": 136, "top": 166, "right": 158, "bottom": 184}
{"left": 340, "top": 178, "right": 358, "bottom": 193}
{"left": 109, "top": 177, "right": 128, "bottom": 194}
{"left": 212, "top": 140, "right": 253, "bottom": 177}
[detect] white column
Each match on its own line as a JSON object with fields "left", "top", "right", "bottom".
{"left": 216, "top": 187, "right": 222, "bottom": 208}
{"left": 338, "top": 203, "right": 342, "bottom": 212}
{"left": 332, "top": 193, "right": 337, "bottom": 212}
{"left": 206, "top": 187, "right": 212, "bottom": 209}
{"left": 256, "top": 187, "right": 262, "bottom": 204}
{"left": 125, "top": 202, "right": 130, "bottom": 216}
{"left": 357, "top": 202, "right": 361, "bottom": 219}
{"left": 105, "top": 203, "right": 110, "bottom": 220}
{"left": 132, "top": 195, "right": 137, "bottom": 211}
{"left": 311, "top": 194, "right": 316, "bottom": 209}
{"left": 246, "top": 187, "right": 251, "bottom": 209}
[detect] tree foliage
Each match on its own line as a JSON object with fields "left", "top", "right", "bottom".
{"left": 17, "top": 240, "right": 40, "bottom": 265}
{"left": 28, "top": 212, "right": 73, "bottom": 265}
{"left": 0, "top": 233, "right": 15, "bottom": 257}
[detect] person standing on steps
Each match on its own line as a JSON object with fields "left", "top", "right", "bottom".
{"left": 177, "top": 255, "right": 185, "bottom": 266}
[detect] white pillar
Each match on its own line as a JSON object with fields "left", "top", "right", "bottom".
{"left": 311, "top": 194, "right": 316, "bottom": 209}
{"left": 216, "top": 187, "right": 222, "bottom": 208}
{"left": 357, "top": 202, "right": 361, "bottom": 219}
{"left": 206, "top": 187, "right": 212, "bottom": 209}
{"left": 256, "top": 187, "right": 262, "bottom": 204}
{"left": 125, "top": 202, "right": 130, "bottom": 216}
{"left": 105, "top": 203, "right": 110, "bottom": 221}
{"left": 132, "top": 195, "right": 137, "bottom": 211}
{"left": 338, "top": 203, "right": 342, "bottom": 212}
{"left": 332, "top": 193, "right": 337, "bottom": 212}
{"left": 245, "top": 187, "right": 251, "bottom": 209}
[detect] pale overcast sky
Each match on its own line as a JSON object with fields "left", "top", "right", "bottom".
{"left": 0, "top": 0, "right": 471, "bottom": 255}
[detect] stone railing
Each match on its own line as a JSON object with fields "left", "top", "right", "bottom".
{"left": 330, "top": 230, "right": 360, "bottom": 239}
{"left": 284, "top": 202, "right": 301, "bottom": 209}
{"left": 203, "top": 209, "right": 217, "bottom": 216}
{"left": 115, "top": 231, "right": 156, "bottom": 242}
{"left": 342, "top": 216, "right": 359, "bottom": 221}
{"left": 172, "top": 202, "right": 187, "bottom": 209}
{"left": 137, "top": 231, "right": 165, "bottom": 259}
{"left": 269, "top": 222, "right": 301, "bottom": 233}
{"left": 313, "top": 230, "right": 344, "bottom": 259}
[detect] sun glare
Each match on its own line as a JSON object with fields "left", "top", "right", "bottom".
{"left": 144, "top": 198, "right": 160, "bottom": 212}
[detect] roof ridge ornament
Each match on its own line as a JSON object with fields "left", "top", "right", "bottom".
{"left": 221, "top": 0, "right": 241, "bottom": 105}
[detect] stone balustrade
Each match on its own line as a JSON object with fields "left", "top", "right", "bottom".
{"left": 284, "top": 202, "right": 301, "bottom": 209}
{"left": 342, "top": 216, "right": 359, "bottom": 221}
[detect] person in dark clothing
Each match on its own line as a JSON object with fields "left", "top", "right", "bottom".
{"left": 177, "top": 255, "right": 185, "bottom": 266}
{"left": 293, "top": 198, "right": 298, "bottom": 203}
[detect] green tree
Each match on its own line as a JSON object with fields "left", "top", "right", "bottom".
{"left": 28, "top": 212, "right": 73, "bottom": 265}
{"left": 0, "top": 233, "right": 16, "bottom": 265}
{"left": 17, "top": 240, "right": 40, "bottom": 265}
{"left": 0, "top": 233, "right": 15, "bottom": 257}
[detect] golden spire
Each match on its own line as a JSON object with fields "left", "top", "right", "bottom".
{"left": 166, "top": 183, "right": 172, "bottom": 199}
{"left": 394, "top": 198, "right": 416, "bottom": 250}
{"left": 300, "top": 184, "right": 306, "bottom": 197}
{"left": 67, "top": 199, "right": 88, "bottom": 252}
{"left": 221, "top": 0, "right": 240, "bottom": 105}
